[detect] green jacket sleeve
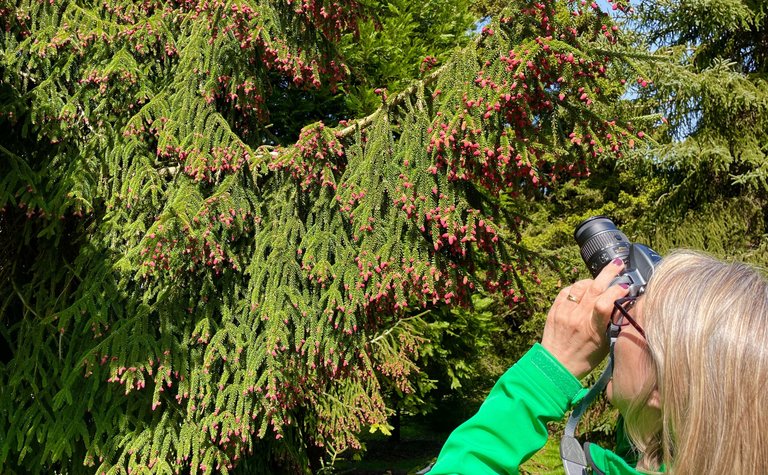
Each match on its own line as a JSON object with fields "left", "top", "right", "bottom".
{"left": 429, "top": 343, "right": 586, "bottom": 475}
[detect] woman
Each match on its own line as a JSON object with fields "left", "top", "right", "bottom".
{"left": 429, "top": 251, "right": 768, "bottom": 474}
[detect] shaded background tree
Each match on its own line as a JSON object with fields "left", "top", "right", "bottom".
{"left": 624, "top": 0, "right": 768, "bottom": 261}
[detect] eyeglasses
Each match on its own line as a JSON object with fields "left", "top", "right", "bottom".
{"left": 611, "top": 296, "right": 646, "bottom": 339}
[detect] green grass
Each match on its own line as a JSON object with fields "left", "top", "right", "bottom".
{"left": 520, "top": 438, "right": 567, "bottom": 475}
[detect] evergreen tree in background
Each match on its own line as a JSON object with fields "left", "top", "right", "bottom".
{"left": 1, "top": 0, "right": 646, "bottom": 472}
{"left": 617, "top": 0, "right": 768, "bottom": 258}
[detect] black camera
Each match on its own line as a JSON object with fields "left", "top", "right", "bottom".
{"left": 573, "top": 216, "right": 662, "bottom": 296}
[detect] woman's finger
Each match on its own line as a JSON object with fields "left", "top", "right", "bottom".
{"left": 585, "top": 258, "right": 625, "bottom": 300}
{"left": 566, "top": 280, "right": 590, "bottom": 304}
{"left": 594, "top": 283, "right": 630, "bottom": 327}
{"left": 556, "top": 279, "right": 591, "bottom": 306}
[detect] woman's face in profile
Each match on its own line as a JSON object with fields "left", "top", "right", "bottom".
{"left": 607, "top": 298, "right": 660, "bottom": 416}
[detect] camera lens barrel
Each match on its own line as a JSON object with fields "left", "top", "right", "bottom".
{"left": 574, "top": 216, "right": 631, "bottom": 277}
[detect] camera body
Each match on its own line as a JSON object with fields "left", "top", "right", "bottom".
{"left": 574, "top": 216, "right": 662, "bottom": 297}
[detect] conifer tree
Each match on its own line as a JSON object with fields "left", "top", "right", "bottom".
{"left": 1, "top": 0, "right": 645, "bottom": 472}
{"left": 615, "top": 0, "right": 768, "bottom": 259}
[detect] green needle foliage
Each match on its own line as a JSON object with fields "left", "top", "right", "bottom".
{"left": 617, "top": 0, "right": 768, "bottom": 258}
{"left": 338, "top": 0, "right": 477, "bottom": 117}
{"left": 1, "top": 0, "right": 650, "bottom": 472}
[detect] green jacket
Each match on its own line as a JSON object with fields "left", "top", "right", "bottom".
{"left": 429, "top": 343, "right": 641, "bottom": 475}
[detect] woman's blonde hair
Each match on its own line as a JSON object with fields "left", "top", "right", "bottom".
{"left": 637, "top": 250, "right": 768, "bottom": 474}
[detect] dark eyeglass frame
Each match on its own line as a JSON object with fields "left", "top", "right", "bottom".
{"left": 611, "top": 296, "right": 646, "bottom": 339}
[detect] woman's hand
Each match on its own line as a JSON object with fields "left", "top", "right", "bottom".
{"left": 541, "top": 258, "right": 629, "bottom": 379}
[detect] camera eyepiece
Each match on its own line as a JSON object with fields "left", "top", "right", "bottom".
{"left": 574, "top": 216, "right": 631, "bottom": 277}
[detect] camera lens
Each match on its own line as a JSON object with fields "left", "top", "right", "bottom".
{"left": 573, "top": 216, "right": 631, "bottom": 277}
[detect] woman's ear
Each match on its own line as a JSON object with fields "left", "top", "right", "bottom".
{"left": 647, "top": 385, "right": 661, "bottom": 410}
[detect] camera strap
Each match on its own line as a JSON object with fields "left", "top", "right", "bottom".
{"left": 560, "top": 326, "right": 620, "bottom": 475}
